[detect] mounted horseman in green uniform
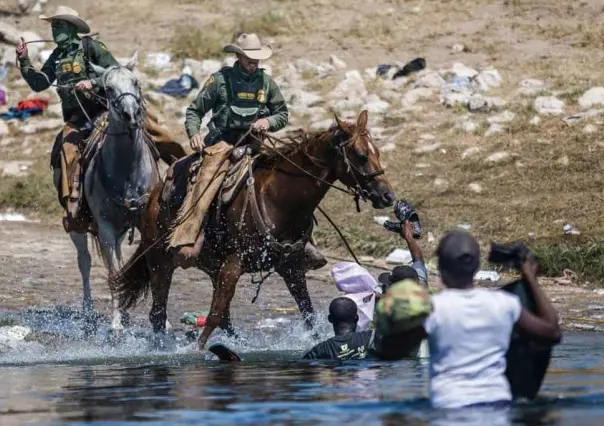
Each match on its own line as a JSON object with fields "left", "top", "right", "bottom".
{"left": 16, "top": 5, "right": 186, "bottom": 233}
{"left": 170, "top": 33, "right": 327, "bottom": 271}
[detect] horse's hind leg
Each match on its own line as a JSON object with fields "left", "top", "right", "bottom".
{"left": 277, "top": 263, "right": 316, "bottom": 331}
{"left": 198, "top": 255, "right": 243, "bottom": 350}
{"left": 69, "top": 231, "right": 93, "bottom": 313}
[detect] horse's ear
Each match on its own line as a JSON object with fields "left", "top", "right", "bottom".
{"left": 356, "top": 110, "right": 368, "bottom": 129}
{"left": 125, "top": 50, "right": 139, "bottom": 71}
{"left": 333, "top": 112, "right": 346, "bottom": 130}
{"left": 90, "top": 62, "right": 107, "bottom": 76}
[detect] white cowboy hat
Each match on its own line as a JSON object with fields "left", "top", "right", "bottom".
{"left": 39, "top": 5, "right": 90, "bottom": 34}
{"left": 223, "top": 33, "right": 272, "bottom": 61}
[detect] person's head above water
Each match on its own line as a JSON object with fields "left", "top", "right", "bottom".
{"left": 436, "top": 229, "right": 480, "bottom": 289}
{"left": 328, "top": 297, "right": 359, "bottom": 335}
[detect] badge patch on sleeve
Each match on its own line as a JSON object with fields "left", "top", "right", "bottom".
{"left": 203, "top": 75, "right": 215, "bottom": 89}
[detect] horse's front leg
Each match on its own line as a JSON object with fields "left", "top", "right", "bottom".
{"left": 277, "top": 261, "right": 316, "bottom": 332}
{"left": 69, "top": 231, "right": 93, "bottom": 314}
{"left": 198, "top": 255, "right": 243, "bottom": 350}
{"left": 98, "top": 225, "right": 128, "bottom": 330}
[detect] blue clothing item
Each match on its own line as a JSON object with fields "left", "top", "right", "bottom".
{"left": 156, "top": 75, "right": 199, "bottom": 97}
{"left": 0, "top": 107, "right": 44, "bottom": 121}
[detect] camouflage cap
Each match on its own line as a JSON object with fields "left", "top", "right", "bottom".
{"left": 375, "top": 279, "right": 432, "bottom": 336}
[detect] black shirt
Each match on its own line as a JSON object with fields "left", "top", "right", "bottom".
{"left": 302, "top": 331, "right": 375, "bottom": 360}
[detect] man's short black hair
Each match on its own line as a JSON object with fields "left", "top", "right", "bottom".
{"left": 328, "top": 297, "right": 358, "bottom": 324}
{"left": 378, "top": 265, "right": 419, "bottom": 291}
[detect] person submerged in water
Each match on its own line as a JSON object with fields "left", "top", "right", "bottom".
{"left": 302, "top": 297, "right": 374, "bottom": 360}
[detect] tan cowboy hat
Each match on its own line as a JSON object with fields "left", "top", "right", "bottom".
{"left": 39, "top": 5, "right": 91, "bottom": 34}
{"left": 223, "top": 33, "right": 272, "bottom": 61}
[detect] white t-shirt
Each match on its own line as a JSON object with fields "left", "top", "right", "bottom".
{"left": 424, "top": 288, "right": 522, "bottom": 409}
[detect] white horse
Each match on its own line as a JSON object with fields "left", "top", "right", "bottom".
{"left": 69, "top": 51, "right": 166, "bottom": 331}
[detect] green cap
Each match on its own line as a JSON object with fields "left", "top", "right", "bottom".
{"left": 375, "top": 279, "right": 432, "bottom": 335}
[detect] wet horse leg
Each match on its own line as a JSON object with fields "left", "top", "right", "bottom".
{"left": 69, "top": 231, "right": 93, "bottom": 314}
{"left": 149, "top": 259, "right": 176, "bottom": 334}
{"left": 198, "top": 255, "right": 243, "bottom": 350}
{"left": 278, "top": 263, "right": 316, "bottom": 331}
{"left": 208, "top": 274, "right": 237, "bottom": 337}
{"left": 97, "top": 223, "right": 128, "bottom": 330}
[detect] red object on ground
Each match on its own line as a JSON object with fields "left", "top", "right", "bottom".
{"left": 195, "top": 316, "right": 207, "bottom": 327}
{"left": 16, "top": 98, "right": 49, "bottom": 111}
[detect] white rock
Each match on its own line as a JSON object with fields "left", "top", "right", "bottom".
{"left": 517, "top": 79, "right": 545, "bottom": 96}
{"left": 144, "top": 52, "right": 171, "bottom": 71}
{"left": 0, "top": 121, "right": 8, "bottom": 137}
{"left": 557, "top": 155, "right": 569, "bottom": 166}
{"left": 468, "top": 182, "right": 483, "bottom": 193}
{"left": 485, "top": 151, "right": 510, "bottom": 163}
{"left": 0, "top": 160, "right": 34, "bottom": 177}
{"left": 442, "top": 91, "right": 471, "bottom": 107}
{"left": 46, "top": 103, "right": 63, "bottom": 118}
{"left": 473, "top": 68, "right": 503, "bottom": 92}
{"left": 461, "top": 147, "right": 481, "bottom": 159}
{"left": 18, "top": 118, "right": 63, "bottom": 134}
{"left": 433, "top": 178, "right": 448, "bottom": 187}
{"left": 468, "top": 95, "right": 506, "bottom": 113}
{"left": 329, "top": 70, "right": 367, "bottom": 99}
{"left": 184, "top": 58, "right": 222, "bottom": 76}
{"left": 485, "top": 123, "right": 505, "bottom": 136}
{"left": 364, "top": 67, "right": 378, "bottom": 80}
{"left": 413, "top": 71, "right": 445, "bottom": 89}
{"left": 414, "top": 142, "right": 442, "bottom": 154}
{"left": 288, "top": 89, "right": 321, "bottom": 108}
{"left": 144, "top": 91, "right": 174, "bottom": 106}
{"left": 584, "top": 124, "right": 597, "bottom": 134}
{"left": 529, "top": 116, "right": 541, "bottom": 125}
{"left": 310, "top": 119, "right": 333, "bottom": 130}
{"left": 364, "top": 95, "right": 390, "bottom": 114}
{"left": 386, "top": 248, "right": 412, "bottom": 264}
{"left": 329, "top": 55, "right": 347, "bottom": 70}
{"left": 451, "top": 62, "right": 478, "bottom": 78}
{"left": 534, "top": 96, "right": 565, "bottom": 115}
{"left": 402, "top": 87, "right": 434, "bottom": 107}
{"left": 451, "top": 44, "right": 466, "bottom": 52}
{"left": 578, "top": 87, "right": 604, "bottom": 109}
{"left": 455, "top": 118, "right": 477, "bottom": 133}
{"left": 563, "top": 109, "right": 604, "bottom": 125}
{"left": 488, "top": 110, "right": 515, "bottom": 124}
{"left": 380, "top": 142, "right": 396, "bottom": 153}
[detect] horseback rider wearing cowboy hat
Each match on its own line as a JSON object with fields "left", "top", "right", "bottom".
{"left": 173, "top": 33, "right": 327, "bottom": 270}
{"left": 16, "top": 5, "right": 119, "bottom": 233}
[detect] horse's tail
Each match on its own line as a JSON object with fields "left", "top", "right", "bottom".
{"left": 112, "top": 242, "right": 151, "bottom": 310}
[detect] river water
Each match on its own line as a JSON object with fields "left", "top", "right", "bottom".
{"left": 1, "top": 307, "right": 603, "bottom": 426}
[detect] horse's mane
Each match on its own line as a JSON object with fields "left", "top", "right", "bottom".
{"left": 258, "top": 123, "right": 347, "bottom": 167}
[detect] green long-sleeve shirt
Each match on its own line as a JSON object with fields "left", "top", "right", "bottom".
{"left": 185, "top": 62, "right": 289, "bottom": 139}
{"left": 19, "top": 37, "right": 119, "bottom": 123}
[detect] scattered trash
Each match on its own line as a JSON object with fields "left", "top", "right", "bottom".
{"left": 457, "top": 223, "right": 472, "bottom": 230}
{"left": 376, "top": 64, "right": 392, "bottom": 77}
{"left": 474, "top": 270, "right": 500, "bottom": 282}
{"left": 0, "top": 88, "right": 6, "bottom": 106}
{"left": 145, "top": 52, "right": 172, "bottom": 71}
{"left": 0, "top": 65, "right": 7, "bottom": 83}
{"left": 554, "top": 270, "right": 577, "bottom": 286}
{"left": 180, "top": 311, "right": 207, "bottom": 328}
{"left": 563, "top": 224, "right": 580, "bottom": 235}
{"left": 0, "top": 98, "right": 49, "bottom": 121}
{"left": 393, "top": 57, "right": 426, "bottom": 79}
{"left": 373, "top": 216, "right": 389, "bottom": 226}
{"left": 594, "top": 289, "right": 604, "bottom": 296}
{"left": 386, "top": 248, "right": 413, "bottom": 264}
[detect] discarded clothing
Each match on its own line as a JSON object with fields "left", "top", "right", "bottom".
{"left": 0, "top": 89, "right": 6, "bottom": 106}
{"left": 0, "top": 98, "right": 49, "bottom": 121}
{"left": 156, "top": 74, "right": 199, "bottom": 97}
{"left": 393, "top": 58, "right": 426, "bottom": 79}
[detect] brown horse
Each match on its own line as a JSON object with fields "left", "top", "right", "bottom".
{"left": 114, "top": 110, "right": 395, "bottom": 350}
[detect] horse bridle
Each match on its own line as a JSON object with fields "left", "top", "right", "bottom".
{"left": 331, "top": 131, "right": 385, "bottom": 211}
{"left": 102, "top": 67, "right": 143, "bottom": 128}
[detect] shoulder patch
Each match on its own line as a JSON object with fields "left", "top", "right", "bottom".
{"left": 203, "top": 75, "right": 216, "bottom": 89}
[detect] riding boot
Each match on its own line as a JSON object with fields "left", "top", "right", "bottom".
{"left": 304, "top": 241, "right": 328, "bottom": 271}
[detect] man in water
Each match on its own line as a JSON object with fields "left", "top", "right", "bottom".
{"left": 302, "top": 297, "right": 374, "bottom": 360}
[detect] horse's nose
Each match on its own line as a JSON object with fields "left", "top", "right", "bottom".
{"left": 382, "top": 191, "right": 395, "bottom": 207}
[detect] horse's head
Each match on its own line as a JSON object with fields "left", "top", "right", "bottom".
{"left": 331, "top": 110, "right": 395, "bottom": 209}
{"left": 91, "top": 51, "right": 142, "bottom": 129}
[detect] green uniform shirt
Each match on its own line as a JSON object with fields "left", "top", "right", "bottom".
{"left": 19, "top": 38, "right": 119, "bottom": 123}
{"left": 185, "top": 61, "right": 289, "bottom": 140}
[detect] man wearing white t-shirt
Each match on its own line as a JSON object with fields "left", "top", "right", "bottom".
{"left": 425, "top": 230, "right": 561, "bottom": 409}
